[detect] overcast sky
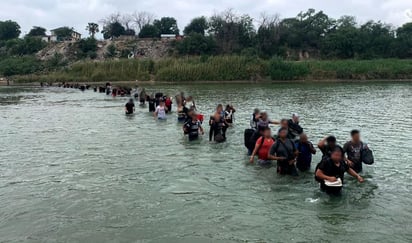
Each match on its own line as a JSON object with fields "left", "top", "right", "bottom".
{"left": 1, "top": 0, "right": 411, "bottom": 38}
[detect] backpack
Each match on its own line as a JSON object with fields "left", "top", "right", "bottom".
{"left": 360, "top": 142, "right": 374, "bottom": 165}
{"left": 244, "top": 129, "right": 255, "bottom": 150}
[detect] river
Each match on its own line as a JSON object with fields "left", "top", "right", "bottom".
{"left": 0, "top": 82, "right": 411, "bottom": 242}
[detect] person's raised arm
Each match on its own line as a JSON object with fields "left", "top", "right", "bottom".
{"left": 318, "top": 137, "right": 327, "bottom": 149}
{"left": 347, "top": 168, "right": 364, "bottom": 183}
{"left": 270, "top": 120, "right": 280, "bottom": 125}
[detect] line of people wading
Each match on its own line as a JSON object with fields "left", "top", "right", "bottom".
{"left": 98, "top": 83, "right": 375, "bottom": 196}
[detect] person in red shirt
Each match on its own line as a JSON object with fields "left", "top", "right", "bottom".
{"left": 165, "top": 97, "right": 172, "bottom": 113}
{"left": 249, "top": 127, "right": 275, "bottom": 165}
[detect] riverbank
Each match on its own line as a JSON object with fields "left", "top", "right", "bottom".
{"left": 7, "top": 57, "right": 412, "bottom": 84}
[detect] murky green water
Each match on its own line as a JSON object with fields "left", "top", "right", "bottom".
{"left": 0, "top": 82, "right": 411, "bottom": 242}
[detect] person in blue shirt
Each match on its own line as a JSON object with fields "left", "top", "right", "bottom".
{"left": 295, "top": 133, "right": 316, "bottom": 171}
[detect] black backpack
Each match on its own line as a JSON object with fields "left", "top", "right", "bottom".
{"left": 361, "top": 143, "right": 374, "bottom": 165}
{"left": 244, "top": 129, "right": 255, "bottom": 150}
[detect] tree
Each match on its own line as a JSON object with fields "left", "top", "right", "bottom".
{"left": 184, "top": 16, "right": 208, "bottom": 35}
{"left": 176, "top": 33, "right": 217, "bottom": 55}
{"left": 86, "top": 23, "right": 99, "bottom": 38}
{"left": 132, "top": 11, "right": 155, "bottom": 32}
{"left": 0, "top": 20, "right": 21, "bottom": 40}
{"left": 27, "top": 26, "right": 46, "bottom": 37}
{"left": 77, "top": 37, "right": 98, "bottom": 59}
{"left": 138, "top": 24, "right": 160, "bottom": 38}
{"left": 209, "top": 9, "right": 255, "bottom": 54}
{"left": 256, "top": 13, "right": 284, "bottom": 58}
{"left": 101, "top": 21, "right": 126, "bottom": 39}
{"left": 52, "top": 27, "right": 73, "bottom": 40}
{"left": 153, "top": 17, "right": 179, "bottom": 35}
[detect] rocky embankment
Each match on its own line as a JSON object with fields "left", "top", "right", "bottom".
{"left": 36, "top": 38, "right": 173, "bottom": 62}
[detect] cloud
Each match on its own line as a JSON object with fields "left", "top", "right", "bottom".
{"left": 0, "top": 0, "right": 410, "bottom": 38}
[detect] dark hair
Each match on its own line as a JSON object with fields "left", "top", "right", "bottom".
{"left": 326, "top": 136, "right": 337, "bottom": 143}
{"left": 278, "top": 127, "right": 288, "bottom": 134}
{"left": 351, "top": 129, "right": 360, "bottom": 136}
{"left": 280, "top": 119, "right": 288, "bottom": 123}
{"left": 331, "top": 147, "right": 344, "bottom": 155}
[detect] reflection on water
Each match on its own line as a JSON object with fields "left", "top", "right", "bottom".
{"left": 0, "top": 82, "right": 411, "bottom": 242}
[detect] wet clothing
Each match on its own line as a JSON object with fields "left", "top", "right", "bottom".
{"left": 257, "top": 119, "right": 270, "bottom": 131}
{"left": 250, "top": 114, "right": 259, "bottom": 130}
{"left": 165, "top": 98, "right": 172, "bottom": 113}
{"left": 270, "top": 139, "right": 298, "bottom": 175}
{"left": 225, "top": 110, "right": 234, "bottom": 124}
{"left": 177, "top": 106, "right": 189, "bottom": 122}
{"left": 343, "top": 141, "right": 363, "bottom": 173}
{"left": 288, "top": 119, "right": 303, "bottom": 140}
{"left": 209, "top": 116, "right": 226, "bottom": 142}
{"left": 184, "top": 119, "right": 202, "bottom": 141}
{"left": 316, "top": 158, "right": 349, "bottom": 194}
{"left": 295, "top": 141, "right": 314, "bottom": 171}
{"left": 155, "top": 106, "right": 167, "bottom": 120}
{"left": 256, "top": 137, "right": 275, "bottom": 161}
{"left": 148, "top": 98, "right": 156, "bottom": 112}
{"left": 320, "top": 145, "right": 343, "bottom": 159}
{"left": 125, "top": 102, "right": 135, "bottom": 114}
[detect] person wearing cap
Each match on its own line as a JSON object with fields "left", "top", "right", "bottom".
{"left": 315, "top": 148, "right": 364, "bottom": 195}
{"left": 268, "top": 127, "right": 299, "bottom": 176}
{"left": 288, "top": 113, "right": 303, "bottom": 141}
{"left": 154, "top": 99, "right": 168, "bottom": 120}
{"left": 318, "top": 136, "right": 343, "bottom": 159}
{"left": 125, "top": 98, "right": 135, "bottom": 115}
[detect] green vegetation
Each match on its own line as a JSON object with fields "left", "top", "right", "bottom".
{"left": 12, "top": 57, "right": 412, "bottom": 83}
{"left": 1, "top": 8, "right": 412, "bottom": 83}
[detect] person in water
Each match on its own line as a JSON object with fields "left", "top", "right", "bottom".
{"left": 125, "top": 98, "right": 135, "bottom": 115}
{"left": 288, "top": 113, "right": 304, "bottom": 140}
{"left": 343, "top": 130, "right": 368, "bottom": 173}
{"left": 224, "top": 105, "right": 236, "bottom": 125}
{"left": 315, "top": 148, "right": 364, "bottom": 195}
{"left": 295, "top": 133, "right": 316, "bottom": 171}
{"left": 154, "top": 99, "right": 168, "bottom": 120}
{"left": 268, "top": 128, "right": 299, "bottom": 176}
{"left": 249, "top": 127, "right": 275, "bottom": 165}
{"left": 209, "top": 104, "right": 227, "bottom": 142}
{"left": 165, "top": 96, "right": 173, "bottom": 113}
{"left": 148, "top": 95, "right": 156, "bottom": 112}
{"left": 250, "top": 108, "right": 261, "bottom": 130}
{"left": 177, "top": 101, "right": 189, "bottom": 123}
{"left": 185, "top": 96, "right": 196, "bottom": 110}
{"left": 318, "top": 136, "right": 343, "bottom": 159}
{"left": 257, "top": 112, "right": 280, "bottom": 131}
{"left": 183, "top": 111, "right": 204, "bottom": 141}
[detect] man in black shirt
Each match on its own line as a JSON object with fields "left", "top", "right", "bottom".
{"left": 125, "top": 99, "right": 135, "bottom": 115}
{"left": 318, "top": 136, "right": 343, "bottom": 159}
{"left": 315, "top": 148, "right": 364, "bottom": 194}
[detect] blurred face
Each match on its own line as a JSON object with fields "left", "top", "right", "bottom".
{"left": 352, "top": 133, "right": 361, "bottom": 143}
{"left": 331, "top": 151, "right": 343, "bottom": 162}
{"left": 281, "top": 120, "right": 288, "bottom": 128}
{"left": 279, "top": 129, "right": 288, "bottom": 138}
{"left": 263, "top": 129, "right": 272, "bottom": 138}
{"left": 217, "top": 106, "right": 223, "bottom": 113}
{"left": 293, "top": 115, "right": 299, "bottom": 123}
{"left": 261, "top": 113, "right": 268, "bottom": 120}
